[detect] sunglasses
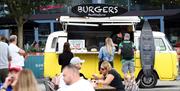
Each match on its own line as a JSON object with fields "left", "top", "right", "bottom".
{"left": 100, "top": 68, "right": 106, "bottom": 71}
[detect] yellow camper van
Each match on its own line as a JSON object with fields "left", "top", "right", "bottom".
{"left": 44, "top": 16, "right": 179, "bottom": 88}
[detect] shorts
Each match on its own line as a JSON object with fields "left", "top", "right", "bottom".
{"left": 122, "top": 60, "right": 135, "bottom": 74}
{"left": 0, "top": 68, "right": 8, "bottom": 83}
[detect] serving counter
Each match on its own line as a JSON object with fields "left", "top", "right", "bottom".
{"left": 73, "top": 51, "right": 123, "bottom": 78}
{"left": 44, "top": 51, "right": 141, "bottom": 79}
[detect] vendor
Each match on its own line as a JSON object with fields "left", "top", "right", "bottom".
{"left": 112, "top": 31, "right": 123, "bottom": 51}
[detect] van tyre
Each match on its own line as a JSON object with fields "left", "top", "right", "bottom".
{"left": 138, "top": 72, "right": 158, "bottom": 88}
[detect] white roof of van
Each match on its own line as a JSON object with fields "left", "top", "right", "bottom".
{"left": 48, "top": 31, "right": 67, "bottom": 37}
{"left": 134, "top": 31, "right": 165, "bottom": 37}
{"left": 59, "top": 16, "right": 140, "bottom": 23}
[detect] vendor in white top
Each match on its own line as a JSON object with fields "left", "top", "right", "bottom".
{"left": 8, "top": 35, "right": 26, "bottom": 68}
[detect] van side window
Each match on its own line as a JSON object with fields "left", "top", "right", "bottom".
{"left": 51, "top": 37, "right": 58, "bottom": 48}
{"left": 136, "top": 38, "right": 166, "bottom": 51}
{"left": 155, "top": 38, "right": 166, "bottom": 51}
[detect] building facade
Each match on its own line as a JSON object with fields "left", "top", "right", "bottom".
{"left": 0, "top": 0, "right": 180, "bottom": 47}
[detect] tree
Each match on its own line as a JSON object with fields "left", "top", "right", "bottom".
{"left": 0, "top": 0, "right": 66, "bottom": 48}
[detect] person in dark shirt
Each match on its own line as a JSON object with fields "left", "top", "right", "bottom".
{"left": 112, "top": 31, "right": 123, "bottom": 51}
{"left": 97, "top": 61, "right": 125, "bottom": 91}
{"left": 58, "top": 42, "right": 74, "bottom": 71}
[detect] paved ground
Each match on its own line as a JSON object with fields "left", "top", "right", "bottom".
{"left": 140, "top": 80, "right": 180, "bottom": 91}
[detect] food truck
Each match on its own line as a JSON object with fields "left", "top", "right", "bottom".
{"left": 44, "top": 16, "right": 179, "bottom": 88}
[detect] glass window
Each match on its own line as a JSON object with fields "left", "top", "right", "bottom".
{"left": 38, "top": 23, "right": 50, "bottom": 42}
{"left": 136, "top": 38, "right": 166, "bottom": 51}
{"left": 134, "top": 37, "right": 139, "bottom": 50}
{"left": 51, "top": 37, "right": 58, "bottom": 48}
{"left": 154, "top": 38, "right": 166, "bottom": 51}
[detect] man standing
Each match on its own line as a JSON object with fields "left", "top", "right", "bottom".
{"left": 62, "top": 65, "right": 95, "bottom": 91}
{"left": 9, "top": 35, "right": 25, "bottom": 68}
{"left": 118, "top": 33, "right": 136, "bottom": 84}
{"left": 0, "top": 36, "right": 11, "bottom": 83}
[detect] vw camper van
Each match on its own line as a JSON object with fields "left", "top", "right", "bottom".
{"left": 44, "top": 16, "right": 179, "bottom": 88}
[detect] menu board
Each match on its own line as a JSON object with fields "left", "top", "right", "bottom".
{"left": 68, "top": 40, "right": 85, "bottom": 50}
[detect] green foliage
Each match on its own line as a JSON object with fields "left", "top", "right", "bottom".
{"left": 0, "top": 0, "right": 68, "bottom": 48}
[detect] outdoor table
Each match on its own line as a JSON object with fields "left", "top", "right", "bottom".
{"left": 95, "top": 86, "right": 116, "bottom": 91}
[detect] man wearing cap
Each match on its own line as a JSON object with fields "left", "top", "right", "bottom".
{"left": 0, "top": 66, "right": 22, "bottom": 91}
{"left": 118, "top": 33, "right": 136, "bottom": 86}
{"left": 58, "top": 57, "right": 86, "bottom": 91}
{"left": 69, "top": 57, "right": 86, "bottom": 79}
{"left": 0, "top": 36, "right": 11, "bottom": 83}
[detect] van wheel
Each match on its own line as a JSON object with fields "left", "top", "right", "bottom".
{"left": 138, "top": 72, "right": 158, "bottom": 88}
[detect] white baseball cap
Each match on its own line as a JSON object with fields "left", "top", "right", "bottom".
{"left": 70, "top": 57, "right": 85, "bottom": 65}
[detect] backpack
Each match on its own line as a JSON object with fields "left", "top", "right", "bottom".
{"left": 121, "top": 41, "right": 134, "bottom": 60}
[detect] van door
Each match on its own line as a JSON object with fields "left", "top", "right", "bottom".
{"left": 57, "top": 36, "right": 67, "bottom": 53}
{"left": 154, "top": 38, "right": 173, "bottom": 79}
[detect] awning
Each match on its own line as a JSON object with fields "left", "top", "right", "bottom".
{"left": 59, "top": 16, "right": 140, "bottom": 26}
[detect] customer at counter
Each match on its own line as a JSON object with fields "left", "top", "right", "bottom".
{"left": 58, "top": 42, "right": 74, "bottom": 71}
{"left": 112, "top": 31, "right": 123, "bottom": 51}
{"left": 118, "top": 33, "right": 136, "bottom": 87}
{"left": 94, "top": 61, "right": 125, "bottom": 91}
{"left": 98, "top": 37, "right": 115, "bottom": 70}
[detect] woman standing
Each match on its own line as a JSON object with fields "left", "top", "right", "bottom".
{"left": 98, "top": 37, "right": 115, "bottom": 70}
{"left": 58, "top": 42, "right": 74, "bottom": 71}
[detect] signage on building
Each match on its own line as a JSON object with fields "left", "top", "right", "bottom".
{"left": 71, "top": 4, "right": 127, "bottom": 17}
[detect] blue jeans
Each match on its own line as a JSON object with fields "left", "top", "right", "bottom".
{"left": 122, "top": 60, "right": 135, "bottom": 74}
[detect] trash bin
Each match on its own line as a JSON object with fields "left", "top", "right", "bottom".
{"left": 24, "top": 55, "right": 44, "bottom": 78}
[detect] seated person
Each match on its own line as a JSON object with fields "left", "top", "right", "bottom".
{"left": 93, "top": 61, "right": 125, "bottom": 91}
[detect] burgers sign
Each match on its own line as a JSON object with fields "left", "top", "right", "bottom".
{"left": 71, "top": 4, "right": 127, "bottom": 17}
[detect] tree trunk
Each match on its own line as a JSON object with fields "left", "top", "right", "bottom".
{"left": 17, "top": 24, "right": 24, "bottom": 48}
